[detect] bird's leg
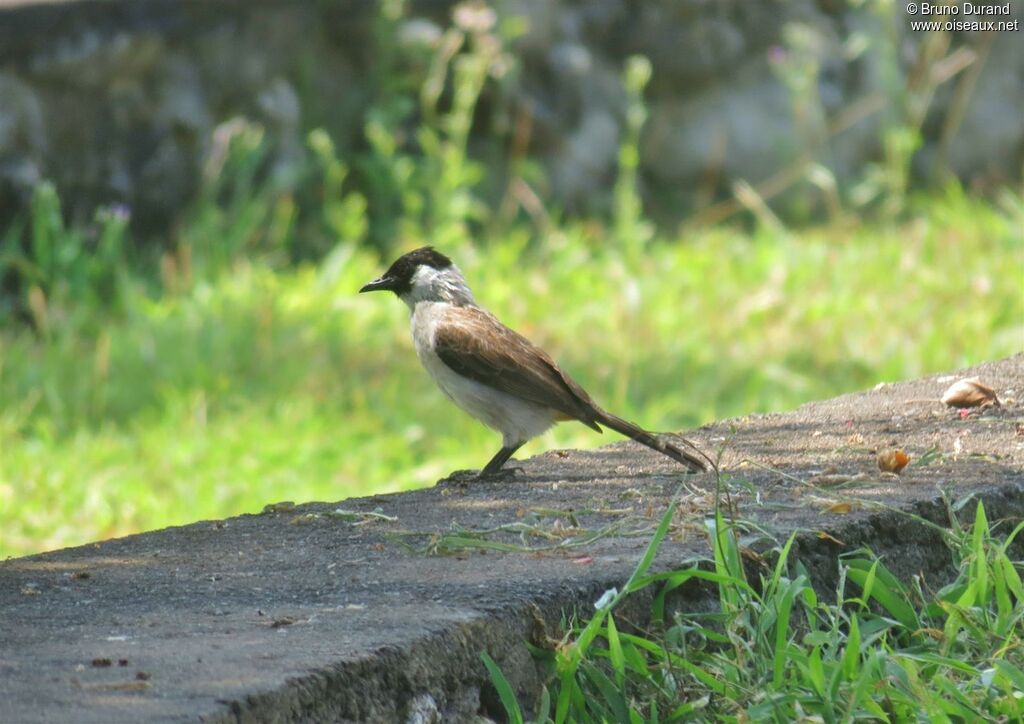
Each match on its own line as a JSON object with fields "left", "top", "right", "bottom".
{"left": 479, "top": 443, "right": 524, "bottom": 478}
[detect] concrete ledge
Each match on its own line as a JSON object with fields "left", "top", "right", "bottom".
{"left": 2, "top": 356, "right": 1022, "bottom": 722}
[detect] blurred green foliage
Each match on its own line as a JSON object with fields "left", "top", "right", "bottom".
{"left": 1, "top": 183, "right": 1020, "bottom": 556}
{"left": 1, "top": 2, "right": 1022, "bottom": 557}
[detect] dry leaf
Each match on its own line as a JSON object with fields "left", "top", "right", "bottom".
{"left": 877, "top": 449, "right": 910, "bottom": 473}
{"left": 741, "top": 548, "right": 765, "bottom": 564}
{"left": 808, "top": 473, "right": 853, "bottom": 487}
{"left": 824, "top": 502, "right": 853, "bottom": 514}
{"left": 817, "top": 531, "right": 845, "bottom": 545}
{"left": 940, "top": 377, "right": 1000, "bottom": 408}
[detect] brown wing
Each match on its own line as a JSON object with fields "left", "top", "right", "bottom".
{"left": 434, "top": 307, "right": 602, "bottom": 432}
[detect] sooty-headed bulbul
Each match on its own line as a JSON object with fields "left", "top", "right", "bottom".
{"left": 360, "top": 247, "right": 709, "bottom": 478}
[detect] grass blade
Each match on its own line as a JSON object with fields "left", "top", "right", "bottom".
{"left": 606, "top": 614, "right": 626, "bottom": 687}
{"left": 624, "top": 496, "right": 680, "bottom": 594}
{"left": 842, "top": 614, "right": 861, "bottom": 680}
{"left": 536, "top": 685, "right": 551, "bottom": 723}
{"left": 845, "top": 558, "right": 919, "bottom": 631}
{"left": 554, "top": 668, "right": 575, "bottom": 724}
{"left": 772, "top": 575, "right": 804, "bottom": 687}
{"left": 579, "top": 661, "right": 630, "bottom": 722}
{"left": 970, "top": 501, "right": 990, "bottom": 603}
{"left": 480, "top": 651, "right": 524, "bottom": 724}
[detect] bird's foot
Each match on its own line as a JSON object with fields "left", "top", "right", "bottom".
{"left": 441, "top": 466, "right": 523, "bottom": 483}
{"left": 440, "top": 469, "right": 477, "bottom": 484}
{"left": 475, "top": 465, "right": 524, "bottom": 482}
{"left": 438, "top": 466, "right": 524, "bottom": 489}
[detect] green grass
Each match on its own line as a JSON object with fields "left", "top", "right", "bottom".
{"left": 485, "top": 496, "right": 1024, "bottom": 722}
{"left": 1, "top": 186, "right": 1021, "bottom": 558}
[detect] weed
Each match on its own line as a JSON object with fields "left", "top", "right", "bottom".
{"left": 485, "top": 497, "right": 1024, "bottom": 721}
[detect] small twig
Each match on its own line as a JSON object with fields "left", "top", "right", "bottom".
{"left": 328, "top": 509, "right": 398, "bottom": 524}
{"left": 738, "top": 458, "right": 808, "bottom": 487}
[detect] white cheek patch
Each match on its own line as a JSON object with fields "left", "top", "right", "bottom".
{"left": 411, "top": 265, "right": 441, "bottom": 289}
{"left": 402, "top": 265, "right": 442, "bottom": 306}
{"left": 401, "top": 263, "right": 476, "bottom": 309}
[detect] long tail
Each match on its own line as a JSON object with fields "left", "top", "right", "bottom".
{"left": 594, "top": 410, "right": 710, "bottom": 473}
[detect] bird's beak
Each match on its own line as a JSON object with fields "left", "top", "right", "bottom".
{"left": 359, "top": 275, "right": 395, "bottom": 293}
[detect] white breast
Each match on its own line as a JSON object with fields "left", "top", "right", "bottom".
{"left": 409, "top": 302, "right": 557, "bottom": 447}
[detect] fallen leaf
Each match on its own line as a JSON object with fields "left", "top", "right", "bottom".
{"left": 824, "top": 502, "right": 853, "bottom": 514}
{"left": 941, "top": 377, "right": 1000, "bottom": 408}
{"left": 877, "top": 449, "right": 910, "bottom": 473}
{"left": 817, "top": 531, "right": 845, "bottom": 545}
{"left": 740, "top": 548, "right": 764, "bottom": 564}
{"left": 808, "top": 473, "right": 853, "bottom": 487}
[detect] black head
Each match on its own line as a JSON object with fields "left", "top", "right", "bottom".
{"left": 359, "top": 246, "right": 454, "bottom": 296}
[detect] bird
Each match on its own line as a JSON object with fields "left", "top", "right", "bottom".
{"left": 359, "top": 247, "right": 709, "bottom": 478}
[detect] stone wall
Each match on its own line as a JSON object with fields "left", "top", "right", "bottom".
{"left": 0, "top": 0, "right": 1020, "bottom": 234}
